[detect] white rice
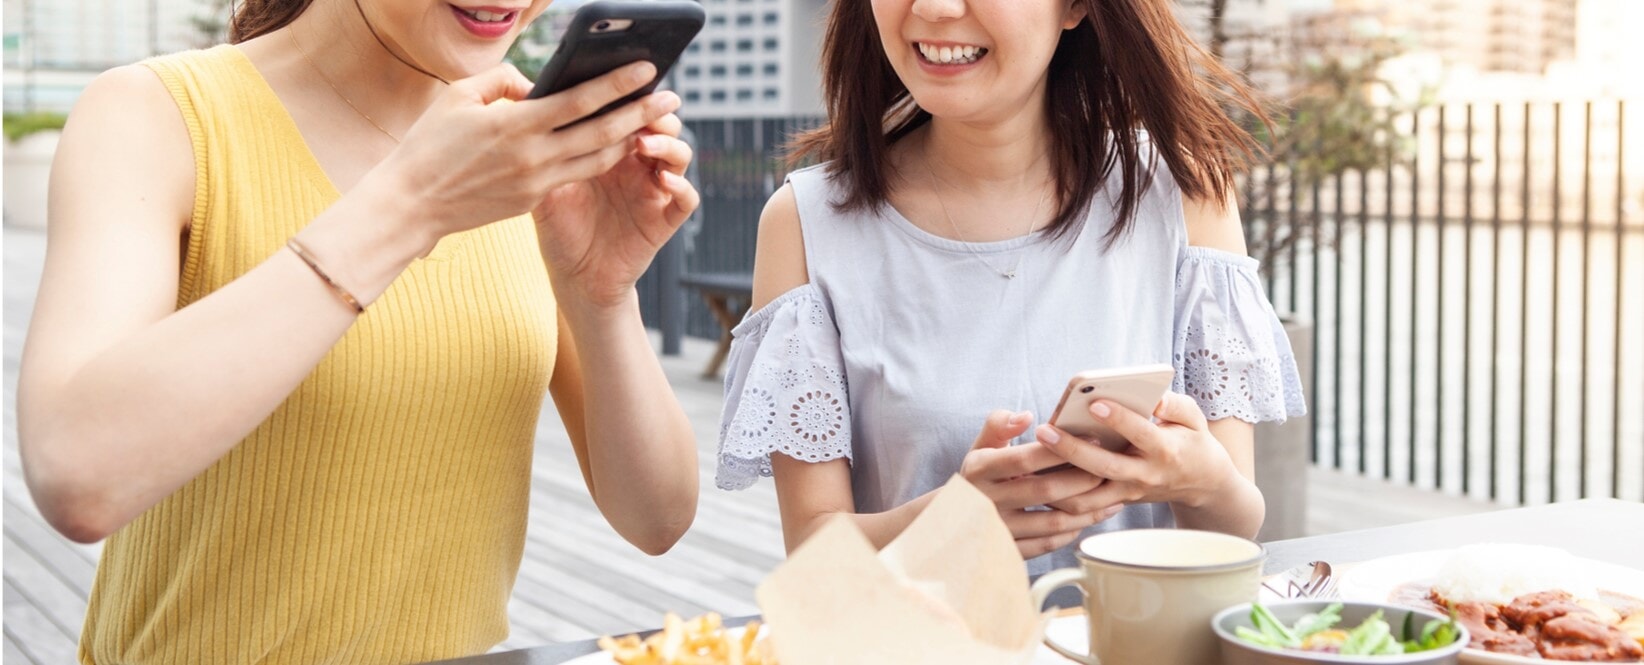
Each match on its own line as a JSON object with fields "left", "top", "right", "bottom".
{"left": 1432, "top": 543, "right": 1600, "bottom": 605}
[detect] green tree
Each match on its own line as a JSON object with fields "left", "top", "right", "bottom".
{"left": 1226, "top": 9, "right": 1421, "bottom": 272}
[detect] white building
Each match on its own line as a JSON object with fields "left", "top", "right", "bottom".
{"left": 671, "top": 0, "right": 825, "bottom": 118}
{"left": 1336, "top": 0, "right": 1577, "bottom": 75}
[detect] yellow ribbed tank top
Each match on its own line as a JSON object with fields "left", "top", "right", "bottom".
{"left": 79, "top": 45, "right": 559, "bottom": 664}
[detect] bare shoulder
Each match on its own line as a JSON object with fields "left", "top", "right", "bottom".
{"left": 53, "top": 63, "right": 196, "bottom": 233}
{"left": 1180, "top": 188, "right": 1248, "bottom": 255}
{"left": 749, "top": 183, "right": 809, "bottom": 313}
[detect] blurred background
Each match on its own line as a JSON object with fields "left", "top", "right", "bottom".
{"left": 3, "top": 0, "right": 1641, "bottom": 661}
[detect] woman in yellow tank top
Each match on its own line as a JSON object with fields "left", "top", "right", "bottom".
{"left": 17, "top": 0, "right": 701, "bottom": 662}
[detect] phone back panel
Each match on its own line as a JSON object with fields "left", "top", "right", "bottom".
{"left": 526, "top": 0, "right": 705, "bottom": 120}
{"left": 1048, "top": 366, "right": 1175, "bottom": 451}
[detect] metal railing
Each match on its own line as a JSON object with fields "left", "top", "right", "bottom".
{"left": 642, "top": 104, "right": 1643, "bottom": 506}
{"left": 1248, "top": 100, "right": 1641, "bottom": 505}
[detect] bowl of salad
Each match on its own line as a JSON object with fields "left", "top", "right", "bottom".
{"left": 1213, "top": 600, "right": 1469, "bottom": 664}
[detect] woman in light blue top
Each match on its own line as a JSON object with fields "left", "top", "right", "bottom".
{"left": 716, "top": 0, "right": 1306, "bottom": 573}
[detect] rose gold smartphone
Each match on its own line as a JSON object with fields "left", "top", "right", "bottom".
{"left": 1047, "top": 364, "right": 1175, "bottom": 452}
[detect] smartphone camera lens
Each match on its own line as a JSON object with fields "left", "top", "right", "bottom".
{"left": 1079, "top": 385, "right": 1095, "bottom": 394}
{"left": 593, "top": 19, "right": 612, "bottom": 31}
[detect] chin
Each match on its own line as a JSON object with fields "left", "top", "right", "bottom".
{"left": 442, "top": 48, "right": 516, "bottom": 78}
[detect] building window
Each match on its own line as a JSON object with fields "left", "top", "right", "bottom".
{"left": 736, "top": 64, "right": 753, "bottom": 76}
{"left": 710, "top": 40, "right": 726, "bottom": 52}
{"left": 763, "top": 12, "right": 778, "bottom": 25}
{"left": 736, "top": 39, "right": 753, "bottom": 52}
{"left": 736, "top": 13, "right": 753, "bottom": 26}
{"left": 763, "top": 62, "right": 778, "bottom": 76}
{"left": 736, "top": 89, "right": 753, "bottom": 101}
{"left": 710, "top": 14, "right": 726, "bottom": 26}
{"left": 684, "top": 66, "right": 701, "bottom": 78}
{"left": 763, "top": 38, "right": 778, "bottom": 51}
{"left": 710, "top": 65, "right": 727, "bottom": 78}
{"left": 685, "top": 90, "right": 701, "bottom": 103}
{"left": 763, "top": 88, "right": 779, "bottom": 101}
{"left": 710, "top": 90, "right": 727, "bottom": 102}
{"left": 687, "top": 42, "right": 701, "bottom": 54}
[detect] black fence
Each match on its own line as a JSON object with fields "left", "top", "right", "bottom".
{"left": 640, "top": 104, "right": 1643, "bottom": 506}
{"left": 1249, "top": 101, "right": 1641, "bottom": 506}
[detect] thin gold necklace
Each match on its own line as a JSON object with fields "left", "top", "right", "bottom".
{"left": 921, "top": 149, "right": 1048, "bottom": 280}
{"left": 291, "top": 28, "right": 401, "bottom": 143}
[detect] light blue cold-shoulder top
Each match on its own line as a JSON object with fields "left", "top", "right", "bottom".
{"left": 716, "top": 158, "right": 1306, "bottom": 574}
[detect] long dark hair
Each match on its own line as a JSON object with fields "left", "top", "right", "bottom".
{"left": 789, "top": 0, "right": 1270, "bottom": 243}
{"left": 230, "top": 0, "right": 316, "bottom": 43}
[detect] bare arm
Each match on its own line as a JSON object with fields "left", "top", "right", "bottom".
{"left": 17, "top": 66, "right": 429, "bottom": 543}
{"left": 18, "top": 62, "right": 680, "bottom": 543}
{"left": 550, "top": 298, "right": 699, "bottom": 556}
{"left": 1173, "top": 190, "right": 1265, "bottom": 537}
{"left": 750, "top": 186, "right": 931, "bottom": 551}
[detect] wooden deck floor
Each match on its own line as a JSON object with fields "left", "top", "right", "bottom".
{"left": 1, "top": 225, "right": 1500, "bottom": 661}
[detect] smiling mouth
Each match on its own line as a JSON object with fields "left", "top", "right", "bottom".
{"left": 915, "top": 42, "right": 988, "bottom": 65}
{"left": 456, "top": 7, "right": 517, "bottom": 22}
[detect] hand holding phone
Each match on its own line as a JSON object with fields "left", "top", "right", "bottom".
{"left": 526, "top": 0, "right": 705, "bottom": 127}
{"left": 1047, "top": 364, "right": 1175, "bottom": 452}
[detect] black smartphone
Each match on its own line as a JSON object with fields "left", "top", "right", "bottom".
{"left": 526, "top": 0, "right": 705, "bottom": 126}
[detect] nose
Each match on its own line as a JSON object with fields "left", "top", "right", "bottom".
{"left": 910, "top": 0, "right": 965, "bottom": 22}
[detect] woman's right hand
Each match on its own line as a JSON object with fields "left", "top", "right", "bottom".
{"left": 372, "top": 60, "right": 679, "bottom": 243}
{"left": 959, "top": 411, "right": 1124, "bottom": 559}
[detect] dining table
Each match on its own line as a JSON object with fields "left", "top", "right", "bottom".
{"left": 425, "top": 498, "right": 1644, "bottom": 665}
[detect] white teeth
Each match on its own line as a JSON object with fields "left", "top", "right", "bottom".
{"left": 464, "top": 9, "right": 509, "bottom": 22}
{"left": 915, "top": 42, "right": 986, "bottom": 64}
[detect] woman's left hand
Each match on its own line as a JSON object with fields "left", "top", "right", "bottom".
{"left": 1034, "top": 392, "right": 1244, "bottom": 515}
{"left": 533, "top": 110, "right": 699, "bottom": 308}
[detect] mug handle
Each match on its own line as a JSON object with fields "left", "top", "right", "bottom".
{"left": 1029, "top": 569, "right": 1098, "bottom": 665}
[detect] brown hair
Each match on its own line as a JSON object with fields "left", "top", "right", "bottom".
{"left": 788, "top": 0, "right": 1270, "bottom": 243}
{"left": 230, "top": 0, "right": 316, "bottom": 43}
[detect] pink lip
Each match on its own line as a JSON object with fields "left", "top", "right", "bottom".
{"left": 450, "top": 4, "right": 519, "bottom": 39}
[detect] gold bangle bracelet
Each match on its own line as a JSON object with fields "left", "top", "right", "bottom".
{"left": 286, "top": 238, "right": 365, "bottom": 314}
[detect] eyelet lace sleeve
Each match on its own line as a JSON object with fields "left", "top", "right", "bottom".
{"left": 715, "top": 286, "right": 851, "bottom": 491}
{"left": 1173, "top": 247, "right": 1308, "bottom": 424}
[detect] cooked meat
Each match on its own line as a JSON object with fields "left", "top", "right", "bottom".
{"left": 1453, "top": 601, "right": 1539, "bottom": 655}
{"left": 1503, "top": 590, "right": 1588, "bottom": 630}
{"left": 1421, "top": 586, "right": 1644, "bottom": 661}
{"left": 1537, "top": 615, "right": 1644, "bottom": 661}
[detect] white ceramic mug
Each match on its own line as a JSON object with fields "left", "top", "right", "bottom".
{"left": 1030, "top": 528, "right": 1265, "bottom": 665}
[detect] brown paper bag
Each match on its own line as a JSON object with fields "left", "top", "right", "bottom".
{"left": 756, "top": 475, "right": 1049, "bottom": 664}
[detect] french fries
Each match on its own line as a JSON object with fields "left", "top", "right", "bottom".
{"left": 596, "top": 612, "right": 776, "bottom": 665}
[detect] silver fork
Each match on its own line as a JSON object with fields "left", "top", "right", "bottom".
{"left": 1305, "top": 566, "right": 1340, "bottom": 600}
{"left": 1263, "top": 561, "right": 1336, "bottom": 600}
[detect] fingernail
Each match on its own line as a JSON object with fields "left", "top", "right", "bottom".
{"left": 639, "top": 135, "right": 665, "bottom": 152}
{"left": 651, "top": 91, "right": 681, "bottom": 112}
{"left": 1036, "top": 425, "right": 1060, "bottom": 446}
{"left": 628, "top": 61, "right": 657, "bottom": 85}
{"left": 1091, "top": 401, "right": 1112, "bottom": 419}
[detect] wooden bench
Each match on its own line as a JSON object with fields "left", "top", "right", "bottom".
{"left": 678, "top": 271, "right": 755, "bottom": 379}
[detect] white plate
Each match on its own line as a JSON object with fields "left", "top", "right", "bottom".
{"left": 1336, "top": 549, "right": 1644, "bottom": 664}
{"left": 560, "top": 615, "right": 1092, "bottom": 664}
